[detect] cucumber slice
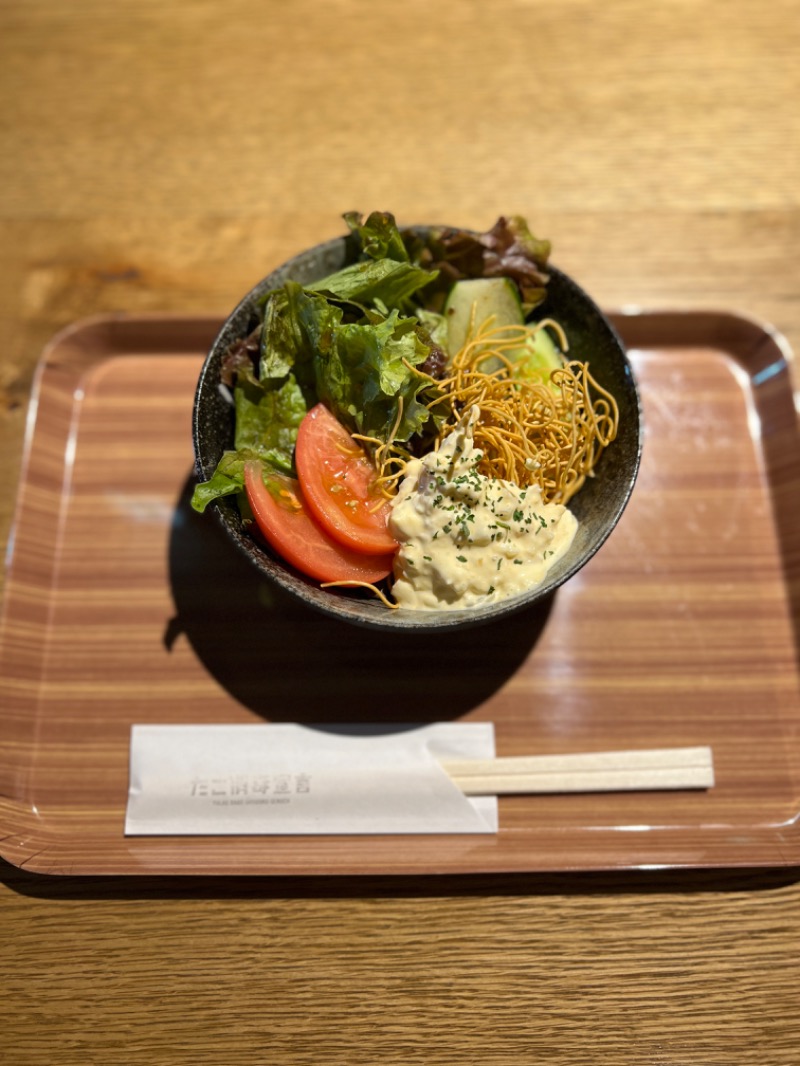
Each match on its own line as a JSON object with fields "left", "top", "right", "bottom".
{"left": 444, "top": 277, "right": 523, "bottom": 358}
{"left": 516, "top": 322, "right": 562, "bottom": 384}
{"left": 444, "top": 276, "right": 563, "bottom": 381}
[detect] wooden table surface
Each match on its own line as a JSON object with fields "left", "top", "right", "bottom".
{"left": 1, "top": 1, "right": 799, "bottom": 1062}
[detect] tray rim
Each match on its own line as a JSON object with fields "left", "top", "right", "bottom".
{"left": 1, "top": 306, "right": 799, "bottom": 877}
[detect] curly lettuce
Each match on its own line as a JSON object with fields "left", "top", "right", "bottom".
{"left": 191, "top": 211, "right": 550, "bottom": 514}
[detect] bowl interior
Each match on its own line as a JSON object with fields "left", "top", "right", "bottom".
{"left": 193, "top": 232, "right": 642, "bottom": 631}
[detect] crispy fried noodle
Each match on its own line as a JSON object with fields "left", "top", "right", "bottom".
{"left": 437, "top": 318, "right": 619, "bottom": 505}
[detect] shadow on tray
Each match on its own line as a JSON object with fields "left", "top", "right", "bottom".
{"left": 163, "top": 474, "right": 554, "bottom": 725}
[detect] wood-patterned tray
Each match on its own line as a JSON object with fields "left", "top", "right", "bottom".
{"left": 1, "top": 310, "right": 799, "bottom": 876}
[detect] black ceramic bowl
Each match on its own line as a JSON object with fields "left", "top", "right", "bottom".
{"left": 193, "top": 228, "right": 642, "bottom": 631}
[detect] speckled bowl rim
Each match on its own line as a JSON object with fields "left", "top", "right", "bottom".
{"left": 193, "top": 229, "right": 643, "bottom": 631}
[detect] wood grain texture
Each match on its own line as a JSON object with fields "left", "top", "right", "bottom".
{"left": 1, "top": 0, "right": 800, "bottom": 1063}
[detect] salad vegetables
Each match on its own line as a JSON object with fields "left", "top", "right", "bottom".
{"left": 192, "top": 212, "right": 618, "bottom": 610}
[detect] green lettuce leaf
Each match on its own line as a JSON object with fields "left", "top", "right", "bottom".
{"left": 343, "top": 210, "right": 409, "bottom": 262}
{"left": 234, "top": 371, "right": 307, "bottom": 457}
{"left": 190, "top": 373, "right": 306, "bottom": 513}
{"left": 322, "top": 310, "right": 435, "bottom": 442}
{"left": 308, "top": 257, "right": 436, "bottom": 310}
{"left": 190, "top": 449, "right": 256, "bottom": 513}
{"left": 414, "top": 307, "right": 448, "bottom": 349}
{"left": 281, "top": 283, "right": 442, "bottom": 443}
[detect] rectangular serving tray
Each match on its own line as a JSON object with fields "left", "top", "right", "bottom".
{"left": 1, "top": 309, "right": 799, "bottom": 875}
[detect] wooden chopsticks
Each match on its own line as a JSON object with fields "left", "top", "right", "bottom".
{"left": 440, "top": 746, "right": 714, "bottom": 795}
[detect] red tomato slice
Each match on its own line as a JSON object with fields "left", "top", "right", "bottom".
{"left": 295, "top": 404, "right": 398, "bottom": 555}
{"left": 244, "top": 462, "right": 394, "bottom": 585}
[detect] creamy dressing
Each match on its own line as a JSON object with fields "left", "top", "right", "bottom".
{"left": 388, "top": 408, "right": 578, "bottom": 611}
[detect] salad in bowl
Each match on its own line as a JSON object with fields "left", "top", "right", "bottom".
{"left": 192, "top": 212, "right": 641, "bottom": 630}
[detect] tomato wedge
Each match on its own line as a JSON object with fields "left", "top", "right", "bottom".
{"left": 244, "top": 462, "right": 394, "bottom": 585}
{"left": 295, "top": 404, "right": 399, "bottom": 556}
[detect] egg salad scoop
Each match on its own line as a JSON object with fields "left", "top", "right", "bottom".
{"left": 389, "top": 407, "right": 578, "bottom": 611}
